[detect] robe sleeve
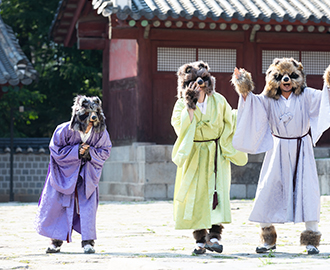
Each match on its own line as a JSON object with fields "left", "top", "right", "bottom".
{"left": 81, "top": 130, "right": 112, "bottom": 199}
{"left": 219, "top": 99, "right": 248, "bottom": 166}
{"left": 49, "top": 124, "right": 81, "bottom": 195}
{"left": 171, "top": 99, "right": 197, "bottom": 167}
{"left": 233, "top": 93, "right": 273, "bottom": 154}
{"left": 311, "top": 84, "right": 330, "bottom": 145}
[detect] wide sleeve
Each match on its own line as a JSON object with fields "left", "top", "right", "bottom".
{"left": 171, "top": 99, "right": 197, "bottom": 167}
{"left": 82, "top": 130, "right": 112, "bottom": 199}
{"left": 311, "top": 84, "right": 330, "bottom": 145}
{"left": 233, "top": 93, "right": 273, "bottom": 154}
{"left": 49, "top": 124, "right": 81, "bottom": 195}
{"left": 219, "top": 99, "right": 248, "bottom": 166}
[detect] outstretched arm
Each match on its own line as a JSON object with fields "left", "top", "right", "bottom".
{"left": 231, "top": 67, "right": 255, "bottom": 101}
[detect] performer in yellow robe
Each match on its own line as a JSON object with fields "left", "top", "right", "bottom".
{"left": 171, "top": 61, "right": 247, "bottom": 255}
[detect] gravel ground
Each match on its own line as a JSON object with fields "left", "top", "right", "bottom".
{"left": 1, "top": 197, "right": 330, "bottom": 269}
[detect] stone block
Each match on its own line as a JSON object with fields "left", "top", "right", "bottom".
{"left": 231, "top": 163, "right": 261, "bottom": 185}
{"left": 99, "top": 182, "right": 144, "bottom": 198}
{"left": 122, "top": 163, "right": 139, "bottom": 183}
{"left": 108, "top": 145, "right": 132, "bottom": 162}
{"left": 167, "top": 184, "right": 175, "bottom": 199}
{"left": 144, "top": 162, "right": 177, "bottom": 184}
{"left": 314, "top": 147, "right": 330, "bottom": 158}
{"left": 144, "top": 184, "right": 167, "bottom": 199}
{"left": 247, "top": 184, "right": 257, "bottom": 199}
{"left": 319, "top": 175, "right": 330, "bottom": 195}
{"left": 138, "top": 145, "right": 173, "bottom": 163}
{"left": 230, "top": 184, "right": 246, "bottom": 199}
{"left": 102, "top": 163, "right": 123, "bottom": 183}
{"left": 316, "top": 158, "right": 330, "bottom": 175}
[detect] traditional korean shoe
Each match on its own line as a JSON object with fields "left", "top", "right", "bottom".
{"left": 46, "top": 244, "right": 61, "bottom": 254}
{"left": 192, "top": 246, "right": 206, "bottom": 255}
{"left": 205, "top": 239, "right": 223, "bottom": 253}
{"left": 256, "top": 243, "right": 276, "bottom": 253}
{"left": 83, "top": 244, "right": 95, "bottom": 254}
{"left": 192, "top": 243, "right": 206, "bottom": 255}
{"left": 306, "top": 245, "right": 319, "bottom": 255}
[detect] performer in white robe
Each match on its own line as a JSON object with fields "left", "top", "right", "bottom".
{"left": 231, "top": 58, "right": 330, "bottom": 255}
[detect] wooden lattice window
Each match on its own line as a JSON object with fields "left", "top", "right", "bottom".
{"left": 157, "top": 47, "right": 195, "bottom": 72}
{"left": 198, "top": 48, "right": 236, "bottom": 73}
{"left": 301, "top": 51, "right": 330, "bottom": 75}
{"left": 262, "top": 50, "right": 300, "bottom": 73}
{"left": 157, "top": 47, "right": 237, "bottom": 72}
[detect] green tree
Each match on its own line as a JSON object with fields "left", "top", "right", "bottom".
{"left": 0, "top": 0, "right": 103, "bottom": 137}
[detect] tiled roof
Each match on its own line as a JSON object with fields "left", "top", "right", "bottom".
{"left": 0, "top": 138, "right": 50, "bottom": 154}
{"left": 92, "top": 0, "right": 330, "bottom": 24}
{"left": 0, "top": 16, "right": 38, "bottom": 86}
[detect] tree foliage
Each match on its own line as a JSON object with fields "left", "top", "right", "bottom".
{"left": 0, "top": 0, "right": 103, "bottom": 137}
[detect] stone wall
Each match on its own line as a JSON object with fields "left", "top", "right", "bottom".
{"left": 0, "top": 153, "right": 49, "bottom": 202}
{"left": 99, "top": 143, "right": 176, "bottom": 201}
{"left": 1, "top": 144, "right": 330, "bottom": 202}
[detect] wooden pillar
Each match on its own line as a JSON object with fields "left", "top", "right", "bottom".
{"left": 136, "top": 29, "right": 153, "bottom": 142}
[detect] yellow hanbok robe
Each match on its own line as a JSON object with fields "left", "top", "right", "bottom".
{"left": 171, "top": 92, "right": 248, "bottom": 230}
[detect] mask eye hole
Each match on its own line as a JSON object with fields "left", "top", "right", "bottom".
{"left": 290, "top": 72, "right": 299, "bottom": 79}
{"left": 185, "top": 66, "right": 192, "bottom": 73}
{"left": 275, "top": 74, "right": 283, "bottom": 81}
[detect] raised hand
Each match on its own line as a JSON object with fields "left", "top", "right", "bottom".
{"left": 231, "top": 67, "right": 254, "bottom": 100}
{"left": 184, "top": 81, "right": 201, "bottom": 110}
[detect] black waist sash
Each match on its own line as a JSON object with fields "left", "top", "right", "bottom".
{"left": 194, "top": 137, "right": 220, "bottom": 210}
{"left": 272, "top": 131, "right": 309, "bottom": 192}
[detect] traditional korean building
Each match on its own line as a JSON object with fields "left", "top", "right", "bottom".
{"left": 0, "top": 16, "right": 38, "bottom": 96}
{"left": 50, "top": 0, "right": 330, "bottom": 146}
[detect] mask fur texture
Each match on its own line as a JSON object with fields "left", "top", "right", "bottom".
{"left": 177, "top": 61, "right": 215, "bottom": 109}
{"left": 70, "top": 95, "right": 106, "bottom": 133}
{"left": 263, "top": 58, "right": 306, "bottom": 99}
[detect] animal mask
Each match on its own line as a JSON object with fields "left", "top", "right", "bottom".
{"left": 263, "top": 58, "right": 306, "bottom": 99}
{"left": 70, "top": 95, "right": 106, "bottom": 133}
{"left": 177, "top": 60, "right": 216, "bottom": 99}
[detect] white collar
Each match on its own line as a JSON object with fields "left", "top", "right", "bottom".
{"left": 197, "top": 94, "right": 208, "bottom": 114}
{"left": 280, "top": 92, "right": 293, "bottom": 100}
{"left": 80, "top": 127, "right": 92, "bottom": 143}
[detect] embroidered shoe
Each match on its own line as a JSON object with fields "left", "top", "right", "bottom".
{"left": 256, "top": 244, "right": 276, "bottom": 253}
{"left": 306, "top": 245, "right": 319, "bottom": 255}
{"left": 46, "top": 244, "right": 61, "bottom": 254}
{"left": 83, "top": 244, "right": 95, "bottom": 254}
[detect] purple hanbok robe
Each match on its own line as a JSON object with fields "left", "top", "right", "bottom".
{"left": 35, "top": 121, "right": 111, "bottom": 242}
{"left": 233, "top": 84, "right": 330, "bottom": 224}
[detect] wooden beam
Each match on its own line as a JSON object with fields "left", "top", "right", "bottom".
{"left": 77, "top": 20, "right": 108, "bottom": 38}
{"left": 149, "top": 29, "right": 245, "bottom": 42}
{"left": 256, "top": 32, "right": 330, "bottom": 45}
{"left": 111, "top": 27, "right": 140, "bottom": 39}
{"left": 77, "top": 37, "right": 106, "bottom": 50}
{"left": 63, "top": 0, "right": 88, "bottom": 47}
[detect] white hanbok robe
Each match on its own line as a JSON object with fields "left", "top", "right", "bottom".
{"left": 233, "top": 84, "right": 330, "bottom": 224}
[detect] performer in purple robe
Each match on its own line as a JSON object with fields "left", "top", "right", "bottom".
{"left": 35, "top": 95, "right": 111, "bottom": 254}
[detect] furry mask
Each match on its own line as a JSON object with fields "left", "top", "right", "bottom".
{"left": 263, "top": 58, "right": 306, "bottom": 99}
{"left": 177, "top": 61, "right": 216, "bottom": 109}
{"left": 69, "top": 95, "right": 106, "bottom": 133}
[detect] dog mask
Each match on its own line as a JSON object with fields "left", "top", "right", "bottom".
{"left": 177, "top": 61, "right": 216, "bottom": 99}
{"left": 69, "top": 95, "right": 106, "bottom": 133}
